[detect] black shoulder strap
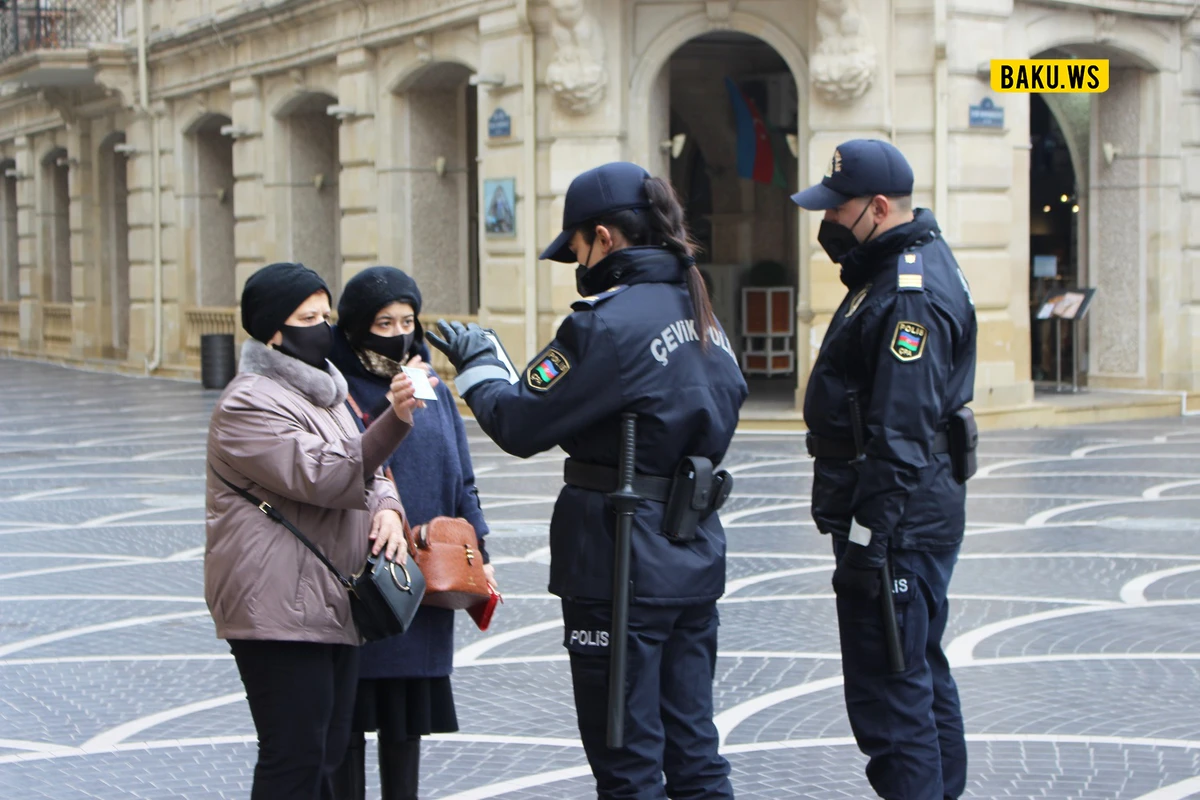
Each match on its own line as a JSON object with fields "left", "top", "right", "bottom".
{"left": 208, "top": 462, "right": 352, "bottom": 589}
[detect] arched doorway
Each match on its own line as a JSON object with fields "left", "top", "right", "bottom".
{"left": 275, "top": 92, "right": 341, "bottom": 291}
{"left": 658, "top": 32, "right": 800, "bottom": 408}
{"left": 185, "top": 113, "right": 236, "bottom": 309}
{"left": 41, "top": 147, "right": 71, "bottom": 304}
{"left": 389, "top": 62, "right": 479, "bottom": 314}
{"left": 1028, "top": 92, "right": 1086, "bottom": 385}
{"left": 97, "top": 132, "right": 131, "bottom": 358}
{"left": 0, "top": 159, "right": 17, "bottom": 303}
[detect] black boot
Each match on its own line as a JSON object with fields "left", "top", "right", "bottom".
{"left": 331, "top": 732, "right": 366, "bottom": 800}
{"left": 378, "top": 735, "right": 420, "bottom": 800}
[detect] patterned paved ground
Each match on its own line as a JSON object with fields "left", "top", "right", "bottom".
{"left": 1, "top": 359, "right": 1198, "bottom": 799}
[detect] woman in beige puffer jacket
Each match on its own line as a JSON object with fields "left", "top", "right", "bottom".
{"left": 205, "top": 261, "right": 428, "bottom": 800}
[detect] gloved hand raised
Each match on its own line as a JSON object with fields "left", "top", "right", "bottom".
{"left": 426, "top": 320, "right": 498, "bottom": 374}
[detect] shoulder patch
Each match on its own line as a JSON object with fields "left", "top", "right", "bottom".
{"left": 890, "top": 321, "right": 927, "bottom": 362}
{"left": 897, "top": 252, "right": 924, "bottom": 292}
{"left": 571, "top": 284, "right": 630, "bottom": 310}
{"left": 526, "top": 348, "right": 571, "bottom": 391}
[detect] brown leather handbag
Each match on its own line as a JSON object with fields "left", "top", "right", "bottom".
{"left": 407, "top": 517, "right": 491, "bottom": 609}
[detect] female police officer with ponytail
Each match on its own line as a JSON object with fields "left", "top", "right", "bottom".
{"left": 428, "top": 161, "right": 747, "bottom": 799}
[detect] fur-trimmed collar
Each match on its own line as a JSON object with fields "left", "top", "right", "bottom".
{"left": 239, "top": 339, "right": 348, "bottom": 408}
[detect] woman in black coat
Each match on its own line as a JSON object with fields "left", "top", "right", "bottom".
{"left": 329, "top": 266, "right": 496, "bottom": 800}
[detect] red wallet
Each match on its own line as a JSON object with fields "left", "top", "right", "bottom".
{"left": 467, "top": 587, "right": 503, "bottom": 631}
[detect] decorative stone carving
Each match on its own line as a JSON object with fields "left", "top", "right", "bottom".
{"left": 546, "top": 0, "right": 608, "bottom": 115}
{"left": 1095, "top": 11, "right": 1117, "bottom": 43}
{"left": 811, "top": 0, "right": 877, "bottom": 104}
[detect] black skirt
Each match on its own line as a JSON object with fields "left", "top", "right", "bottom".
{"left": 351, "top": 676, "right": 459, "bottom": 738}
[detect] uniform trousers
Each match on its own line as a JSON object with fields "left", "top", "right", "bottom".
{"left": 562, "top": 600, "right": 735, "bottom": 800}
{"left": 230, "top": 639, "right": 360, "bottom": 800}
{"left": 832, "top": 539, "right": 967, "bottom": 800}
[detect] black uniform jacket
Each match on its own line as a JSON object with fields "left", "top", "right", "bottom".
{"left": 804, "top": 209, "right": 977, "bottom": 552}
{"left": 463, "top": 246, "right": 749, "bottom": 604}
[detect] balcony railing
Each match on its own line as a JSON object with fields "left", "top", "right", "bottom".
{"left": 1, "top": 1, "right": 122, "bottom": 60}
{"left": 184, "top": 305, "right": 237, "bottom": 365}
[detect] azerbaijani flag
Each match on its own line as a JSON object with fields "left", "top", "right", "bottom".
{"left": 534, "top": 358, "right": 559, "bottom": 384}
{"left": 724, "top": 77, "right": 788, "bottom": 190}
{"left": 897, "top": 330, "right": 922, "bottom": 353}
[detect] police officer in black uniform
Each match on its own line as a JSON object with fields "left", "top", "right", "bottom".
{"left": 791, "top": 140, "right": 978, "bottom": 800}
{"left": 427, "top": 161, "right": 747, "bottom": 800}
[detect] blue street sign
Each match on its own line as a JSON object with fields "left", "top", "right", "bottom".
{"left": 969, "top": 97, "right": 1004, "bottom": 129}
{"left": 488, "top": 108, "right": 511, "bottom": 138}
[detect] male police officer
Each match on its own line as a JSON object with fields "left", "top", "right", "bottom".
{"left": 792, "top": 139, "right": 977, "bottom": 800}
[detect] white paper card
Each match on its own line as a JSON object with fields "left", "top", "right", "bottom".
{"left": 402, "top": 366, "right": 438, "bottom": 400}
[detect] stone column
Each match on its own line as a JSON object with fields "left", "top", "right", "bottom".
{"left": 1177, "top": 23, "right": 1200, "bottom": 391}
{"left": 230, "top": 76, "right": 265, "bottom": 349}
{"left": 803, "top": 0, "right": 892, "bottom": 405}
{"left": 15, "top": 135, "right": 39, "bottom": 350}
{"left": 944, "top": 0, "right": 1032, "bottom": 407}
{"left": 68, "top": 121, "right": 97, "bottom": 358}
{"left": 336, "top": 48, "right": 379, "bottom": 287}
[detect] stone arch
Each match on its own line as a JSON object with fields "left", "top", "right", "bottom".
{"left": 182, "top": 112, "right": 236, "bottom": 308}
{"left": 0, "top": 157, "right": 16, "bottom": 303}
{"left": 96, "top": 130, "right": 130, "bottom": 357}
{"left": 1021, "top": 12, "right": 1174, "bottom": 73}
{"left": 388, "top": 59, "right": 476, "bottom": 95}
{"left": 272, "top": 90, "right": 341, "bottom": 290}
{"left": 40, "top": 146, "right": 71, "bottom": 304}
{"left": 384, "top": 60, "right": 479, "bottom": 314}
{"left": 1018, "top": 28, "right": 1171, "bottom": 382}
{"left": 629, "top": 10, "right": 809, "bottom": 173}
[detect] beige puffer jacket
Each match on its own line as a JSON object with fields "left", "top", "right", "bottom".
{"left": 205, "top": 339, "right": 405, "bottom": 645}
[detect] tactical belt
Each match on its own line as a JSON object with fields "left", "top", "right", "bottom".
{"left": 806, "top": 431, "right": 949, "bottom": 461}
{"left": 563, "top": 458, "right": 672, "bottom": 503}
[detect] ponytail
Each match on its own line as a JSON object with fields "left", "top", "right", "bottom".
{"left": 642, "top": 177, "right": 719, "bottom": 349}
{"left": 578, "top": 174, "right": 720, "bottom": 349}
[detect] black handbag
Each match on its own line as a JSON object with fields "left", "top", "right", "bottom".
{"left": 210, "top": 465, "right": 425, "bottom": 642}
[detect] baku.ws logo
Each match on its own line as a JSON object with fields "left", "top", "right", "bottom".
{"left": 990, "top": 60, "right": 1108, "bottom": 93}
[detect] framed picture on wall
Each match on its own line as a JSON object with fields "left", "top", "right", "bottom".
{"left": 484, "top": 178, "right": 516, "bottom": 237}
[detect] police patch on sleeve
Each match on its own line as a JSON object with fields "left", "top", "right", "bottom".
{"left": 890, "top": 321, "right": 927, "bottom": 362}
{"left": 526, "top": 348, "right": 571, "bottom": 391}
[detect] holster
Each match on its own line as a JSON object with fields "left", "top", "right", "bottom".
{"left": 662, "top": 456, "right": 733, "bottom": 543}
{"left": 948, "top": 407, "right": 979, "bottom": 483}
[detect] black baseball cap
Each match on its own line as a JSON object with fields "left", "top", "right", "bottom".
{"left": 791, "top": 139, "right": 914, "bottom": 210}
{"left": 540, "top": 161, "right": 652, "bottom": 263}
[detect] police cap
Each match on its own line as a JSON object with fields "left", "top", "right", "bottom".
{"left": 791, "top": 139, "right": 914, "bottom": 211}
{"left": 540, "top": 161, "right": 652, "bottom": 263}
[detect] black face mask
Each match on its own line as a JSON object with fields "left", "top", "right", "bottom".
{"left": 276, "top": 322, "right": 333, "bottom": 369}
{"left": 361, "top": 331, "right": 413, "bottom": 364}
{"left": 817, "top": 202, "right": 877, "bottom": 264}
{"left": 575, "top": 237, "right": 598, "bottom": 297}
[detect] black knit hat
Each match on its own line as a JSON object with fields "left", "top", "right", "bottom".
{"left": 337, "top": 266, "right": 424, "bottom": 347}
{"left": 240, "top": 262, "right": 331, "bottom": 343}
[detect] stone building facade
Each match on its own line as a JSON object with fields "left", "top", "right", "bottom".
{"left": 0, "top": 0, "right": 1196, "bottom": 417}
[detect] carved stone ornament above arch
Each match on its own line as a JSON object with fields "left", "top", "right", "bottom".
{"left": 811, "top": 0, "right": 877, "bottom": 104}
{"left": 547, "top": 0, "right": 609, "bottom": 115}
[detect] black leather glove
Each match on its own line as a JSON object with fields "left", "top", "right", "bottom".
{"left": 426, "top": 320, "right": 501, "bottom": 374}
{"left": 832, "top": 561, "right": 881, "bottom": 600}
{"left": 832, "top": 522, "right": 886, "bottom": 600}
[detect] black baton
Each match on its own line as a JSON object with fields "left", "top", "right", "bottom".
{"left": 879, "top": 557, "right": 906, "bottom": 673}
{"left": 607, "top": 413, "right": 638, "bottom": 749}
{"left": 847, "top": 391, "right": 904, "bottom": 673}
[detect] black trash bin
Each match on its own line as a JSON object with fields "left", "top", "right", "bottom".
{"left": 200, "top": 333, "right": 236, "bottom": 390}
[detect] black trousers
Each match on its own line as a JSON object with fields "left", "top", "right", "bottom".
{"left": 230, "top": 639, "right": 360, "bottom": 800}
{"left": 833, "top": 540, "right": 967, "bottom": 800}
{"left": 563, "top": 600, "right": 734, "bottom": 800}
